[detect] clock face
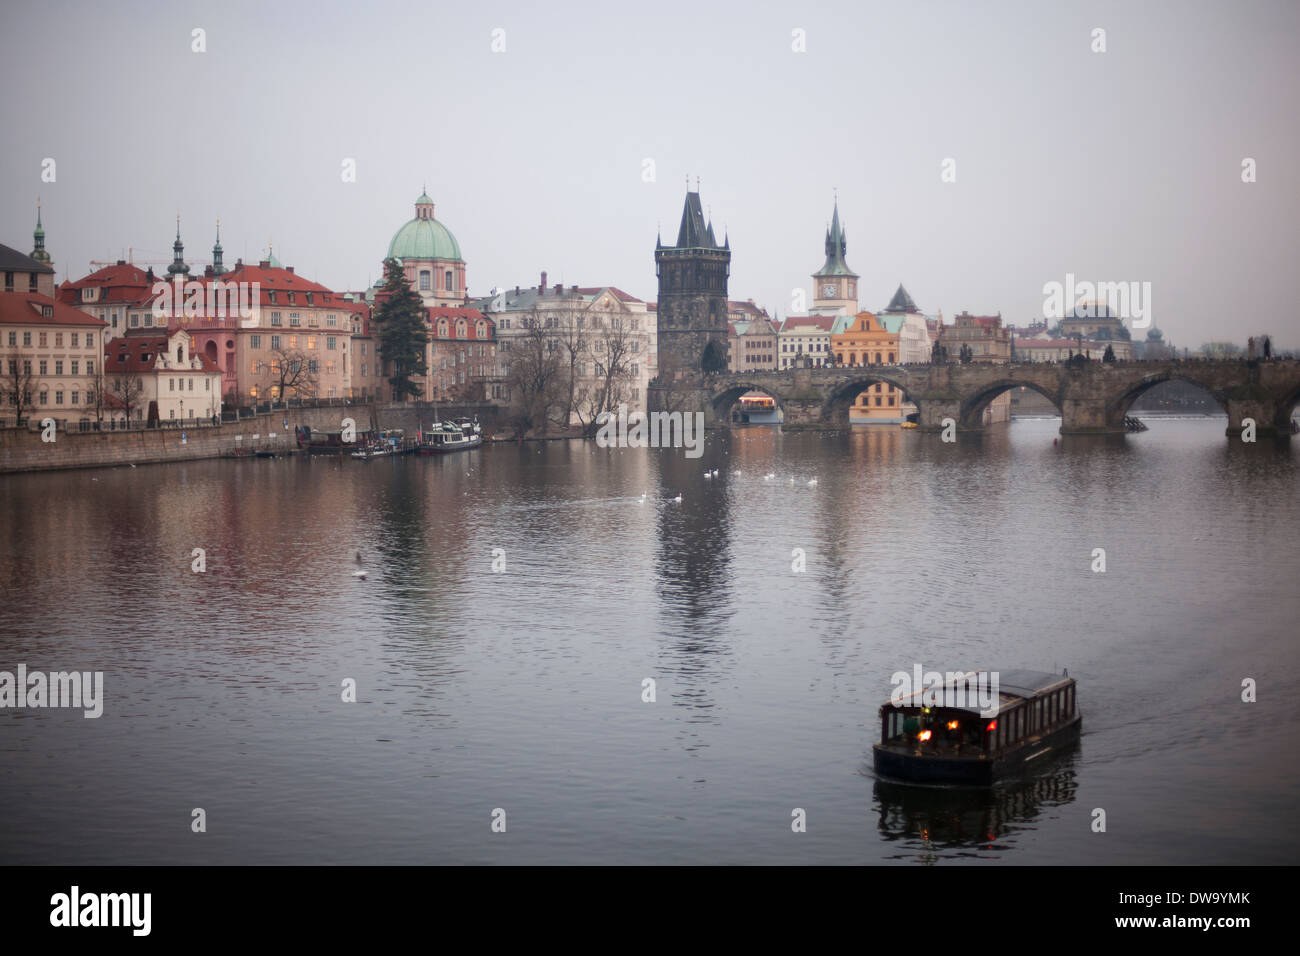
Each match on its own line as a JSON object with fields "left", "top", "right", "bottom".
{"left": 822, "top": 284, "right": 836, "bottom": 298}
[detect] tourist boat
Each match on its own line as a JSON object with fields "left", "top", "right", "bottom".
{"left": 872, "top": 669, "right": 1081, "bottom": 786}
{"left": 417, "top": 421, "right": 483, "bottom": 454}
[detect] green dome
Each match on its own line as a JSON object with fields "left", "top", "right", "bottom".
{"left": 387, "top": 215, "right": 462, "bottom": 262}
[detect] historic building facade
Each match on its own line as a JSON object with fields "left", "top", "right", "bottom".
{"left": 471, "top": 273, "right": 651, "bottom": 417}
{"left": 1, "top": 288, "right": 107, "bottom": 426}
{"left": 831, "top": 311, "right": 906, "bottom": 422}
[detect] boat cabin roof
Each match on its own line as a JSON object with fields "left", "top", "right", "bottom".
{"left": 889, "top": 669, "right": 1073, "bottom": 717}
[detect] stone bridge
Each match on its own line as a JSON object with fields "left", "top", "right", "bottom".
{"left": 652, "top": 360, "right": 1300, "bottom": 435}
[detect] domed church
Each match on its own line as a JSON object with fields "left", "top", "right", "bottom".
{"left": 386, "top": 191, "right": 467, "bottom": 305}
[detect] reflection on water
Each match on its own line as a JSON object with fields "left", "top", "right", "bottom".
{"left": 873, "top": 752, "right": 1082, "bottom": 863}
{"left": 0, "top": 418, "right": 1297, "bottom": 864}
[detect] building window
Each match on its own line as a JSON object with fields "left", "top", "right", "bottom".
{"left": 71, "top": 361, "right": 79, "bottom": 375}
{"left": 306, "top": 336, "right": 317, "bottom": 350}
{"left": 445, "top": 270, "right": 454, "bottom": 291}
{"left": 271, "top": 312, "right": 282, "bottom": 326}
{"left": 54, "top": 361, "right": 63, "bottom": 375}
{"left": 6, "top": 331, "right": 13, "bottom": 346}
{"left": 23, "top": 332, "right": 31, "bottom": 346}
{"left": 326, "top": 336, "right": 336, "bottom": 350}
{"left": 270, "top": 335, "right": 281, "bottom": 350}
{"left": 288, "top": 335, "right": 298, "bottom": 349}
{"left": 290, "top": 313, "right": 301, "bottom": 327}
{"left": 39, "top": 360, "right": 47, "bottom": 375}
{"left": 71, "top": 391, "right": 78, "bottom": 405}
{"left": 87, "top": 360, "right": 94, "bottom": 374}
{"left": 55, "top": 391, "right": 63, "bottom": 405}
{"left": 251, "top": 335, "right": 261, "bottom": 348}
{"left": 420, "top": 271, "right": 431, "bottom": 291}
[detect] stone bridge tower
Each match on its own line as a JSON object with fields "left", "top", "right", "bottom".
{"left": 654, "top": 189, "right": 731, "bottom": 377}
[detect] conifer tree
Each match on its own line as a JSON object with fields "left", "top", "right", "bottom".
{"left": 373, "top": 258, "right": 430, "bottom": 400}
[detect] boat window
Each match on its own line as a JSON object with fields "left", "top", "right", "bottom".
{"left": 1013, "top": 707, "right": 1021, "bottom": 741}
{"left": 1034, "top": 699, "right": 1042, "bottom": 731}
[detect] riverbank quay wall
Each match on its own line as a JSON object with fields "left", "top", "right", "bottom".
{"left": 0, "top": 401, "right": 504, "bottom": 474}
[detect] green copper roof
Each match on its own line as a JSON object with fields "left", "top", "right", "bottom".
{"left": 388, "top": 216, "right": 462, "bottom": 262}
{"left": 813, "top": 200, "right": 858, "bottom": 278}
{"left": 417, "top": 192, "right": 434, "bottom": 205}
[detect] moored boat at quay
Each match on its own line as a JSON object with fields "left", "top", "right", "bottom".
{"left": 872, "top": 669, "right": 1081, "bottom": 786}
{"left": 417, "top": 421, "right": 482, "bottom": 454}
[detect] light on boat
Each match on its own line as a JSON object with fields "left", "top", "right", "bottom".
{"left": 986, "top": 720, "right": 998, "bottom": 732}
{"left": 947, "top": 721, "right": 959, "bottom": 730}
{"left": 918, "top": 730, "right": 932, "bottom": 742}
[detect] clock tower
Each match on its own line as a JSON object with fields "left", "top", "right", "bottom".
{"left": 811, "top": 199, "right": 858, "bottom": 315}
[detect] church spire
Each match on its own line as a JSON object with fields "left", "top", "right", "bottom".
{"left": 167, "top": 215, "right": 190, "bottom": 277}
{"left": 212, "top": 219, "right": 226, "bottom": 276}
{"left": 30, "top": 198, "right": 51, "bottom": 265}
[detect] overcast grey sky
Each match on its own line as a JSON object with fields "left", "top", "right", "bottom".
{"left": 3, "top": 0, "right": 1297, "bottom": 347}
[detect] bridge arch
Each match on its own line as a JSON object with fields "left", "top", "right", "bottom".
{"left": 821, "top": 373, "right": 920, "bottom": 426}
{"left": 711, "top": 383, "right": 784, "bottom": 424}
{"left": 1107, "top": 371, "right": 1230, "bottom": 426}
{"left": 960, "top": 379, "right": 1062, "bottom": 428}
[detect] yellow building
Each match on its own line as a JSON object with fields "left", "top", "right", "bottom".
{"left": 831, "top": 311, "right": 906, "bottom": 422}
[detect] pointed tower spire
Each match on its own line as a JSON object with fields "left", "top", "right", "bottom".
{"left": 167, "top": 215, "right": 190, "bottom": 277}
{"left": 212, "top": 219, "right": 226, "bottom": 276}
{"left": 30, "top": 197, "right": 51, "bottom": 265}
{"left": 813, "top": 196, "right": 856, "bottom": 280}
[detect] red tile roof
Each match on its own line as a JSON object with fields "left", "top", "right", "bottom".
{"left": 105, "top": 333, "right": 220, "bottom": 374}
{"left": 57, "top": 262, "right": 153, "bottom": 306}
{"left": 0, "top": 292, "right": 108, "bottom": 327}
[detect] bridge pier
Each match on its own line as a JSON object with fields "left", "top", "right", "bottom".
{"left": 1225, "top": 396, "right": 1289, "bottom": 439}
{"left": 1059, "top": 396, "right": 1125, "bottom": 435}
{"left": 780, "top": 398, "right": 838, "bottom": 430}
{"left": 917, "top": 397, "right": 962, "bottom": 433}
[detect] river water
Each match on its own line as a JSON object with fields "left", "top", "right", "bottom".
{"left": 1, "top": 416, "right": 1297, "bottom": 864}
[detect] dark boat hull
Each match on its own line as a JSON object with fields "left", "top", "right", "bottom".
{"left": 873, "top": 715, "right": 1081, "bottom": 786}
{"left": 417, "top": 436, "right": 482, "bottom": 454}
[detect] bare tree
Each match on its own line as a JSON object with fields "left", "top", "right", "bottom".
{"left": 504, "top": 323, "right": 565, "bottom": 437}
{"left": 577, "top": 317, "right": 637, "bottom": 434}
{"left": 4, "top": 353, "right": 36, "bottom": 426}
{"left": 107, "top": 369, "right": 145, "bottom": 426}
{"left": 554, "top": 314, "right": 588, "bottom": 424}
{"left": 268, "top": 348, "right": 318, "bottom": 402}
